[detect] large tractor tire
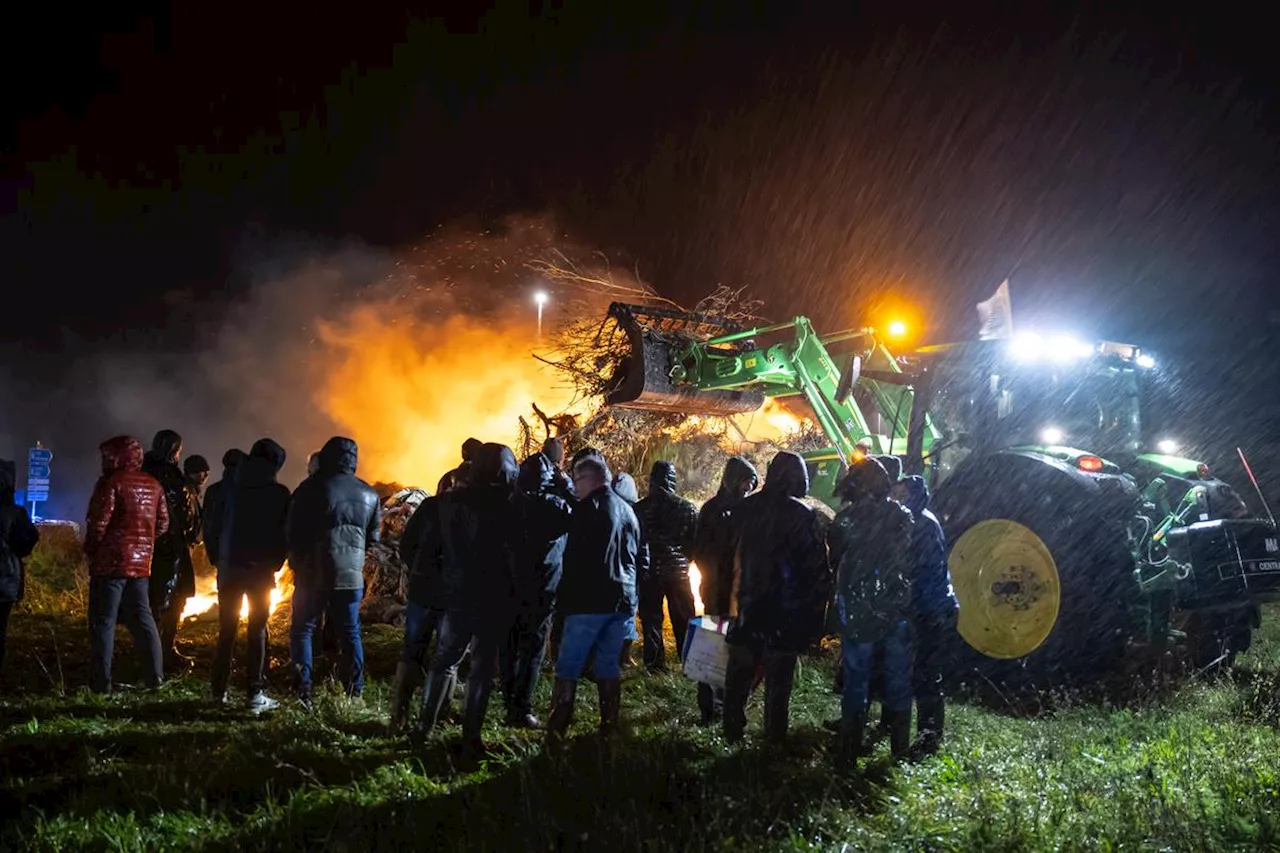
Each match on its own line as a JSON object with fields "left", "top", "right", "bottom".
{"left": 932, "top": 451, "right": 1140, "bottom": 688}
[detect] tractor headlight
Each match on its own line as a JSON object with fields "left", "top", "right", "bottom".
{"left": 1136, "top": 353, "right": 1156, "bottom": 369}
{"left": 1156, "top": 439, "right": 1180, "bottom": 455}
{"left": 1041, "top": 426, "right": 1065, "bottom": 445}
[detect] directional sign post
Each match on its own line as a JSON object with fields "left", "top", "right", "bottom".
{"left": 27, "top": 444, "right": 52, "bottom": 519}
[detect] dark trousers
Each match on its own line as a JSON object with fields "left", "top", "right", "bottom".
{"left": 290, "top": 587, "right": 365, "bottom": 696}
{"left": 697, "top": 682, "right": 724, "bottom": 723}
{"left": 638, "top": 573, "right": 695, "bottom": 671}
{"left": 723, "top": 642, "right": 797, "bottom": 741}
{"left": 89, "top": 577, "right": 163, "bottom": 693}
{"left": 422, "top": 608, "right": 509, "bottom": 741}
{"left": 402, "top": 602, "right": 443, "bottom": 669}
{"left": 0, "top": 600, "right": 12, "bottom": 675}
{"left": 211, "top": 574, "right": 273, "bottom": 697}
{"left": 500, "top": 599, "right": 554, "bottom": 718}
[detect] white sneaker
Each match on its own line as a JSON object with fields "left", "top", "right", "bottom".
{"left": 246, "top": 693, "right": 280, "bottom": 714}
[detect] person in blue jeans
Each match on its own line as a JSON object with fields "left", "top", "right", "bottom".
{"left": 546, "top": 454, "right": 641, "bottom": 738}
{"left": 827, "top": 457, "right": 915, "bottom": 762}
{"left": 286, "top": 437, "right": 381, "bottom": 706}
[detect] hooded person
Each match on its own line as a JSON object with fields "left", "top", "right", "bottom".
{"left": 84, "top": 436, "right": 169, "bottom": 693}
{"left": 142, "top": 430, "right": 200, "bottom": 667}
{"left": 286, "top": 437, "right": 381, "bottom": 705}
{"left": 541, "top": 437, "right": 574, "bottom": 497}
{"left": 205, "top": 438, "right": 291, "bottom": 712}
{"left": 546, "top": 453, "right": 641, "bottom": 740}
{"left": 903, "top": 474, "right": 958, "bottom": 756}
{"left": 202, "top": 449, "right": 246, "bottom": 561}
{"left": 610, "top": 472, "right": 647, "bottom": 669}
{"left": 436, "top": 438, "right": 483, "bottom": 494}
{"left": 414, "top": 443, "right": 524, "bottom": 758}
{"left": 634, "top": 461, "right": 699, "bottom": 673}
{"left": 497, "top": 452, "right": 574, "bottom": 728}
{"left": 827, "top": 457, "right": 915, "bottom": 762}
{"left": 692, "top": 456, "right": 758, "bottom": 724}
{"left": 0, "top": 459, "right": 39, "bottom": 679}
{"left": 722, "top": 451, "right": 830, "bottom": 743}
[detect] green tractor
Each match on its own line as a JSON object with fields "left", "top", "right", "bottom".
{"left": 603, "top": 302, "right": 1280, "bottom": 679}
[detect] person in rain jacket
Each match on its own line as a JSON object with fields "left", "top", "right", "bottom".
{"left": 499, "top": 453, "right": 573, "bottom": 727}
{"left": 610, "top": 472, "right": 647, "bottom": 669}
{"left": 828, "top": 457, "right": 915, "bottom": 761}
{"left": 0, "top": 459, "right": 39, "bottom": 680}
{"left": 202, "top": 449, "right": 246, "bottom": 556}
{"left": 635, "top": 461, "right": 698, "bottom": 672}
{"left": 143, "top": 430, "right": 200, "bottom": 667}
{"left": 415, "top": 443, "right": 523, "bottom": 757}
{"left": 692, "top": 456, "right": 758, "bottom": 725}
{"left": 723, "top": 451, "right": 830, "bottom": 743}
{"left": 392, "top": 486, "right": 446, "bottom": 732}
{"left": 437, "top": 437, "right": 483, "bottom": 494}
{"left": 547, "top": 453, "right": 641, "bottom": 739}
{"left": 206, "top": 438, "right": 291, "bottom": 712}
{"left": 903, "top": 474, "right": 958, "bottom": 755}
{"left": 287, "top": 436, "right": 380, "bottom": 704}
{"left": 84, "top": 436, "right": 169, "bottom": 693}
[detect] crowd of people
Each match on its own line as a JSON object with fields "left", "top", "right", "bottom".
{"left": 0, "top": 427, "right": 958, "bottom": 766}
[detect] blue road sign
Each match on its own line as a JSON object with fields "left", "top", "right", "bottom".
{"left": 29, "top": 448, "right": 53, "bottom": 467}
{"left": 28, "top": 464, "right": 50, "bottom": 479}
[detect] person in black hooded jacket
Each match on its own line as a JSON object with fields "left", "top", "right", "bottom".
{"left": 287, "top": 436, "right": 381, "bottom": 704}
{"left": 0, "top": 459, "right": 40, "bottom": 680}
{"left": 206, "top": 438, "right": 291, "bottom": 711}
{"left": 437, "top": 438, "right": 483, "bottom": 494}
{"left": 692, "top": 456, "right": 758, "bottom": 724}
{"left": 142, "top": 429, "right": 200, "bottom": 668}
{"left": 499, "top": 452, "right": 573, "bottom": 727}
{"left": 723, "top": 451, "right": 831, "bottom": 743}
{"left": 415, "top": 443, "right": 523, "bottom": 758}
{"left": 635, "top": 461, "right": 699, "bottom": 672}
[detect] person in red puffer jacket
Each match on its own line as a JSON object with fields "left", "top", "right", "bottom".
{"left": 84, "top": 436, "right": 170, "bottom": 693}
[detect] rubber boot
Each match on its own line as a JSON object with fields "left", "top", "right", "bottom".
{"left": 836, "top": 712, "right": 866, "bottom": 766}
{"left": 388, "top": 662, "right": 417, "bottom": 733}
{"left": 546, "top": 677, "right": 577, "bottom": 740}
{"left": 597, "top": 678, "right": 621, "bottom": 737}
{"left": 619, "top": 639, "right": 635, "bottom": 670}
{"left": 415, "top": 668, "right": 456, "bottom": 742}
{"left": 912, "top": 698, "right": 945, "bottom": 758}
{"left": 887, "top": 708, "right": 912, "bottom": 761}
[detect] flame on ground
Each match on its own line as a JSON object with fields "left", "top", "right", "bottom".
{"left": 688, "top": 560, "right": 705, "bottom": 615}
{"left": 180, "top": 564, "right": 294, "bottom": 622}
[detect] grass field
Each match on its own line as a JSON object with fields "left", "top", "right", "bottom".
{"left": 3, "top": 531, "right": 1280, "bottom": 851}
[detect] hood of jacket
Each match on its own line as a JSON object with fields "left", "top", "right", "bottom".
{"left": 150, "top": 430, "right": 183, "bottom": 465}
{"left": 461, "top": 437, "right": 483, "bottom": 462}
{"left": 517, "top": 453, "right": 556, "bottom": 493}
{"left": 0, "top": 459, "right": 14, "bottom": 504}
{"left": 649, "top": 461, "right": 677, "bottom": 495}
{"left": 763, "top": 451, "right": 808, "bottom": 499}
{"left": 837, "top": 457, "right": 891, "bottom": 504}
{"left": 904, "top": 474, "right": 929, "bottom": 516}
{"left": 720, "top": 456, "right": 759, "bottom": 496}
{"left": 472, "top": 443, "right": 518, "bottom": 489}
{"left": 101, "top": 436, "right": 144, "bottom": 475}
{"left": 612, "top": 472, "right": 639, "bottom": 504}
{"left": 250, "top": 438, "right": 287, "bottom": 473}
{"left": 319, "top": 437, "right": 358, "bottom": 476}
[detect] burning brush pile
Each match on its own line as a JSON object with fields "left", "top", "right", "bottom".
{"left": 274, "top": 219, "right": 828, "bottom": 623}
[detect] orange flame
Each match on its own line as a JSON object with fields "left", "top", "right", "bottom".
{"left": 181, "top": 563, "right": 294, "bottom": 622}
{"left": 314, "top": 307, "right": 580, "bottom": 490}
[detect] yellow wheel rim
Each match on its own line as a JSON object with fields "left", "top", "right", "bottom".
{"left": 950, "top": 519, "right": 1061, "bottom": 659}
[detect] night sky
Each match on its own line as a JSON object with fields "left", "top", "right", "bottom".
{"left": 3, "top": 2, "right": 1279, "bottom": 514}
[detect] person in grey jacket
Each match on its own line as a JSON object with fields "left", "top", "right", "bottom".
{"left": 286, "top": 437, "right": 380, "bottom": 706}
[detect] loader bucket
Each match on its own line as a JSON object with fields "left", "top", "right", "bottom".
{"left": 604, "top": 302, "right": 766, "bottom": 416}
